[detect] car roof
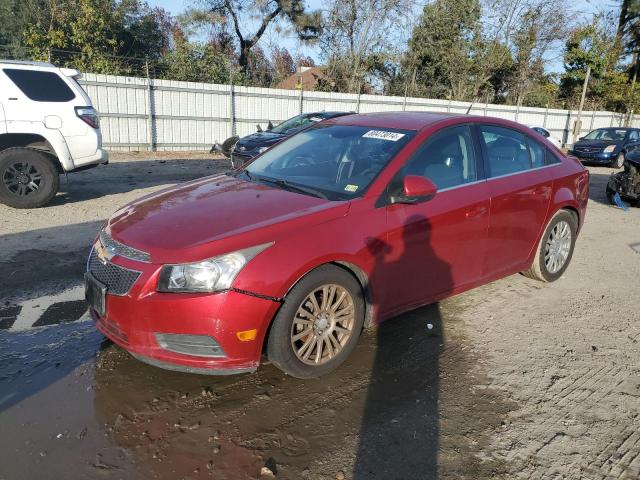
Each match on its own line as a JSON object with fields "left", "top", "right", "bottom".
{"left": 0, "top": 59, "right": 56, "bottom": 68}
{"left": 328, "top": 111, "right": 501, "bottom": 131}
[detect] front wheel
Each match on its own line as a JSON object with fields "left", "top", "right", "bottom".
{"left": 612, "top": 152, "right": 625, "bottom": 169}
{"left": 0, "top": 148, "right": 59, "bottom": 208}
{"left": 267, "top": 265, "right": 365, "bottom": 379}
{"left": 523, "top": 210, "right": 578, "bottom": 282}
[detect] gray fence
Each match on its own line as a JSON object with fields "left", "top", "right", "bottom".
{"left": 79, "top": 72, "right": 638, "bottom": 151}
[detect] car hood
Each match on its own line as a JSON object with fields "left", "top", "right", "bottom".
{"left": 573, "top": 139, "right": 620, "bottom": 149}
{"left": 106, "top": 175, "right": 349, "bottom": 264}
{"left": 236, "top": 131, "right": 284, "bottom": 152}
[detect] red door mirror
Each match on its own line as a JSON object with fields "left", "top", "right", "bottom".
{"left": 390, "top": 175, "right": 437, "bottom": 204}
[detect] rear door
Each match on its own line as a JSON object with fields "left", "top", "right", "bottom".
{"left": 478, "top": 124, "right": 553, "bottom": 277}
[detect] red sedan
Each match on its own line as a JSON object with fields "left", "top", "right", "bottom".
{"left": 86, "top": 112, "right": 589, "bottom": 378}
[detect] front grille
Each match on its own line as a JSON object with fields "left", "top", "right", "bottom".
{"left": 100, "top": 231, "right": 150, "bottom": 262}
{"left": 88, "top": 249, "right": 141, "bottom": 296}
{"left": 575, "top": 146, "right": 602, "bottom": 154}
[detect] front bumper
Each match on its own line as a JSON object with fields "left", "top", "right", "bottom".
{"left": 89, "top": 255, "right": 281, "bottom": 374}
{"left": 569, "top": 151, "right": 614, "bottom": 164}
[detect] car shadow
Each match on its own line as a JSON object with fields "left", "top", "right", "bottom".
{"left": 47, "top": 158, "right": 229, "bottom": 206}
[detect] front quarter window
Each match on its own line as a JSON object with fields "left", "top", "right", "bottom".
{"left": 242, "top": 125, "right": 415, "bottom": 200}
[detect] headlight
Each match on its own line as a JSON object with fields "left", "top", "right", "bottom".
{"left": 257, "top": 146, "right": 269, "bottom": 154}
{"left": 157, "top": 243, "right": 273, "bottom": 293}
{"left": 604, "top": 145, "right": 617, "bottom": 153}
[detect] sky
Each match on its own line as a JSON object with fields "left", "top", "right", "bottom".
{"left": 148, "top": 0, "right": 610, "bottom": 73}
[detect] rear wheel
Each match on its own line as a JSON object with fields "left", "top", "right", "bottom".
{"left": 267, "top": 265, "right": 365, "bottom": 379}
{"left": 0, "top": 148, "right": 59, "bottom": 208}
{"left": 523, "top": 210, "right": 578, "bottom": 282}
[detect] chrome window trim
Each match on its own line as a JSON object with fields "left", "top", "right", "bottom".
{"left": 484, "top": 162, "right": 561, "bottom": 183}
{"left": 433, "top": 163, "right": 561, "bottom": 193}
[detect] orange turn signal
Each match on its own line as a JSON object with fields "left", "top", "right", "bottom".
{"left": 236, "top": 329, "right": 258, "bottom": 341}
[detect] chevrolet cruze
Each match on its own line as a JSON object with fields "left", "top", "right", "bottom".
{"left": 86, "top": 112, "right": 589, "bottom": 378}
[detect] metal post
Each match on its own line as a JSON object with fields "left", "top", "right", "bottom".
{"left": 356, "top": 82, "right": 362, "bottom": 113}
{"left": 573, "top": 65, "right": 591, "bottom": 144}
{"left": 515, "top": 103, "right": 520, "bottom": 123}
{"left": 229, "top": 67, "right": 236, "bottom": 137}
{"left": 447, "top": 99, "right": 451, "bottom": 112}
{"left": 543, "top": 104, "right": 549, "bottom": 128}
{"left": 402, "top": 81, "right": 408, "bottom": 111}
{"left": 299, "top": 84, "right": 303, "bottom": 114}
{"left": 145, "top": 60, "right": 155, "bottom": 152}
{"left": 589, "top": 110, "right": 596, "bottom": 131}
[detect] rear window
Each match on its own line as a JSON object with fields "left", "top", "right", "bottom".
{"left": 3, "top": 69, "right": 76, "bottom": 102}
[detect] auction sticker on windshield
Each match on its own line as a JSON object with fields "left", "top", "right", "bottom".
{"left": 362, "top": 130, "right": 406, "bottom": 141}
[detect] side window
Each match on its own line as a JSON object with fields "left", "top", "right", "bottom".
{"left": 629, "top": 130, "right": 639, "bottom": 142}
{"left": 3, "top": 69, "right": 76, "bottom": 102}
{"left": 527, "top": 139, "right": 545, "bottom": 168}
{"left": 402, "top": 125, "right": 477, "bottom": 190}
{"left": 545, "top": 148, "right": 561, "bottom": 165}
{"left": 479, "top": 125, "right": 531, "bottom": 178}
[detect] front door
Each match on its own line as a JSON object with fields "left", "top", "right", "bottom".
{"left": 376, "top": 125, "right": 490, "bottom": 317}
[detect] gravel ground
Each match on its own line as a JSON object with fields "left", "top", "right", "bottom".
{"left": 0, "top": 154, "right": 638, "bottom": 480}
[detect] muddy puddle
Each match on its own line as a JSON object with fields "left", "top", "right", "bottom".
{"left": 0, "top": 298, "right": 514, "bottom": 480}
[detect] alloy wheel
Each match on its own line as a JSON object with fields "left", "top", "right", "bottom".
{"left": 291, "top": 284, "right": 355, "bottom": 366}
{"left": 3, "top": 161, "right": 43, "bottom": 196}
{"left": 544, "top": 220, "right": 572, "bottom": 274}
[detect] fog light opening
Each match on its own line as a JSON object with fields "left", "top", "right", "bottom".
{"left": 154, "top": 333, "right": 226, "bottom": 358}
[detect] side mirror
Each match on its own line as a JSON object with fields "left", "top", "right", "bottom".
{"left": 390, "top": 175, "right": 437, "bottom": 204}
{"left": 579, "top": 136, "right": 585, "bottom": 141}
{"left": 267, "top": 120, "right": 274, "bottom": 131}
{"left": 256, "top": 124, "right": 263, "bottom": 132}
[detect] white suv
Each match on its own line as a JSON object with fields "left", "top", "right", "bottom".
{"left": 0, "top": 60, "right": 108, "bottom": 208}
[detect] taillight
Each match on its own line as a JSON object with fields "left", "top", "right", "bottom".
{"left": 75, "top": 106, "right": 99, "bottom": 129}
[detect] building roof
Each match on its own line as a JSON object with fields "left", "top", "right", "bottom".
{"left": 276, "top": 66, "right": 326, "bottom": 91}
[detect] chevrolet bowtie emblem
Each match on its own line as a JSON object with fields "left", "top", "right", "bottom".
{"left": 95, "top": 242, "right": 115, "bottom": 264}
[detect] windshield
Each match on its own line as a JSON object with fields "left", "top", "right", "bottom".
{"left": 583, "top": 128, "right": 628, "bottom": 141}
{"left": 242, "top": 124, "right": 415, "bottom": 200}
{"left": 270, "top": 113, "right": 328, "bottom": 134}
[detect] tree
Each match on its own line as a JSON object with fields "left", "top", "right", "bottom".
{"left": 404, "top": 0, "right": 487, "bottom": 101}
{"left": 559, "top": 14, "right": 620, "bottom": 109}
{"left": 319, "top": 0, "right": 414, "bottom": 93}
{"left": 195, "top": 0, "right": 321, "bottom": 73}
{"left": 506, "top": 2, "right": 568, "bottom": 106}
{"left": 21, "top": 0, "right": 172, "bottom": 74}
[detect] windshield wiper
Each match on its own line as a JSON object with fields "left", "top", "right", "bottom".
{"left": 255, "top": 175, "right": 328, "bottom": 199}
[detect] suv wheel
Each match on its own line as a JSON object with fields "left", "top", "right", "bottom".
{"left": 267, "top": 265, "right": 365, "bottom": 379}
{"left": 0, "top": 148, "right": 60, "bottom": 208}
{"left": 613, "top": 152, "right": 625, "bottom": 169}
{"left": 523, "top": 210, "right": 578, "bottom": 282}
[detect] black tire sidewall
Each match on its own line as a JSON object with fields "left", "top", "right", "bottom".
{"left": 267, "top": 265, "right": 365, "bottom": 379}
{"left": 0, "top": 148, "right": 59, "bottom": 208}
{"left": 537, "top": 211, "right": 578, "bottom": 282}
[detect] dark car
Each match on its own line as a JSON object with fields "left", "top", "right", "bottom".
{"left": 569, "top": 127, "right": 640, "bottom": 168}
{"left": 230, "top": 112, "right": 352, "bottom": 167}
{"left": 606, "top": 146, "right": 640, "bottom": 206}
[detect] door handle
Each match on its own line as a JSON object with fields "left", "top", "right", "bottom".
{"left": 465, "top": 206, "right": 487, "bottom": 218}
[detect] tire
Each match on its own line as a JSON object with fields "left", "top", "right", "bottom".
{"left": 523, "top": 210, "right": 578, "bottom": 282}
{"left": 267, "top": 265, "right": 365, "bottom": 379}
{"left": 612, "top": 152, "right": 625, "bottom": 169}
{"left": 0, "top": 148, "right": 59, "bottom": 208}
